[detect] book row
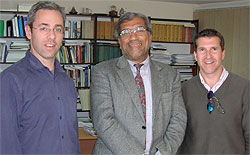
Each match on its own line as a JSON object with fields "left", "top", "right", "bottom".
{"left": 96, "top": 44, "right": 122, "bottom": 63}
{"left": 151, "top": 23, "right": 196, "bottom": 42}
{"left": 0, "top": 40, "right": 123, "bottom": 64}
{"left": 58, "top": 43, "right": 93, "bottom": 64}
{"left": 64, "top": 20, "right": 94, "bottom": 39}
{"left": 0, "top": 15, "right": 197, "bottom": 44}
{"left": 0, "top": 15, "right": 27, "bottom": 37}
{"left": 64, "top": 65, "right": 91, "bottom": 88}
{"left": 97, "top": 21, "right": 117, "bottom": 40}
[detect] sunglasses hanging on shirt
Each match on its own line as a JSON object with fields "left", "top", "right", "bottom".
{"left": 207, "top": 91, "right": 225, "bottom": 114}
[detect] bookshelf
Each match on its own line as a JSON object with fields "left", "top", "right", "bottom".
{"left": 0, "top": 11, "right": 199, "bottom": 111}
{"left": 149, "top": 17, "right": 199, "bottom": 81}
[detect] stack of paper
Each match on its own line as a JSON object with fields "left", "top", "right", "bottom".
{"left": 6, "top": 41, "right": 30, "bottom": 62}
{"left": 171, "top": 54, "right": 196, "bottom": 65}
{"left": 150, "top": 45, "right": 171, "bottom": 64}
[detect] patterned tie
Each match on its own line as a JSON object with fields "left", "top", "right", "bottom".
{"left": 134, "top": 64, "right": 146, "bottom": 121}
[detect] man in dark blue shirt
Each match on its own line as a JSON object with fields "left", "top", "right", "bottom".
{"left": 0, "top": 1, "right": 81, "bottom": 154}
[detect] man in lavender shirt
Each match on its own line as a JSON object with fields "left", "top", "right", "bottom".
{"left": 0, "top": 1, "right": 81, "bottom": 154}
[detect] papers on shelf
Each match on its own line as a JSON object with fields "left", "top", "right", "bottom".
{"left": 171, "top": 54, "right": 196, "bottom": 65}
{"left": 78, "top": 121, "right": 97, "bottom": 136}
{"left": 150, "top": 44, "right": 171, "bottom": 64}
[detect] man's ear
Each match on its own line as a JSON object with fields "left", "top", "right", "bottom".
{"left": 194, "top": 51, "right": 197, "bottom": 61}
{"left": 118, "top": 38, "right": 122, "bottom": 49}
{"left": 118, "top": 38, "right": 121, "bottom": 45}
{"left": 25, "top": 25, "right": 32, "bottom": 39}
{"left": 222, "top": 50, "right": 226, "bottom": 60}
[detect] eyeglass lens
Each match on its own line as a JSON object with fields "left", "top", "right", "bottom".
{"left": 120, "top": 26, "right": 146, "bottom": 37}
{"left": 207, "top": 91, "right": 225, "bottom": 114}
{"left": 207, "top": 91, "right": 214, "bottom": 113}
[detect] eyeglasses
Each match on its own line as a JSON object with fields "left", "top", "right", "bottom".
{"left": 33, "top": 25, "right": 65, "bottom": 35}
{"left": 119, "top": 26, "right": 147, "bottom": 39}
{"left": 207, "top": 91, "right": 225, "bottom": 114}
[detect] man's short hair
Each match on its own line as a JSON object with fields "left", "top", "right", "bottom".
{"left": 27, "top": 1, "right": 65, "bottom": 28}
{"left": 194, "top": 28, "right": 225, "bottom": 51}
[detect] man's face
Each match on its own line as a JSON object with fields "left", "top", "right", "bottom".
{"left": 194, "top": 36, "right": 225, "bottom": 77}
{"left": 118, "top": 17, "right": 152, "bottom": 64}
{"left": 25, "top": 9, "right": 64, "bottom": 63}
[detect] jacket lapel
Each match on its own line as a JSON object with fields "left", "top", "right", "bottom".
{"left": 116, "top": 56, "right": 145, "bottom": 122}
{"left": 150, "top": 60, "right": 165, "bottom": 120}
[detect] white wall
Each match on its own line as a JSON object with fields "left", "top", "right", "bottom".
{"left": 0, "top": 0, "right": 197, "bottom": 20}
{"left": 194, "top": 0, "right": 250, "bottom": 10}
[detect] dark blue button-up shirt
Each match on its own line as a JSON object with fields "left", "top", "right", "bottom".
{"left": 0, "top": 51, "right": 81, "bottom": 154}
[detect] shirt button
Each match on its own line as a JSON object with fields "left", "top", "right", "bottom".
{"left": 62, "top": 136, "right": 64, "bottom": 139}
{"left": 59, "top": 116, "right": 62, "bottom": 120}
{"left": 58, "top": 97, "right": 60, "bottom": 100}
{"left": 142, "top": 126, "right": 146, "bottom": 129}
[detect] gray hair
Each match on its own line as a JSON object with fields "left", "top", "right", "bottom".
{"left": 27, "top": 1, "right": 65, "bottom": 28}
{"left": 114, "top": 12, "right": 152, "bottom": 38}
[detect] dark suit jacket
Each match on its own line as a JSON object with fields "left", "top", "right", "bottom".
{"left": 90, "top": 56, "right": 187, "bottom": 154}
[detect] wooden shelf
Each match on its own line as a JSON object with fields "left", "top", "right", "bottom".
{"left": 78, "top": 127, "right": 98, "bottom": 155}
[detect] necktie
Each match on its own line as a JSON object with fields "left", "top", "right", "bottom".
{"left": 134, "top": 64, "right": 146, "bottom": 121}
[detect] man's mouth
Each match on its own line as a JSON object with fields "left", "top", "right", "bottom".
{"left": 128, "top": 41, "right": 142, "bottom": 47}
{"left": 45, "top": 43, "right": 56, "bottom": 47}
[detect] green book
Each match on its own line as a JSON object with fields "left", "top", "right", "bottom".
{"left": 0, "top": 20, "right": 4, "bottom": 37}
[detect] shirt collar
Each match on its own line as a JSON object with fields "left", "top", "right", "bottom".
{"left": 127, "top": 56, "right": 150, "bottom": 70}
{"left": 26, "top": 50, "right": 64, "bottom": 73}
{"left": 199, "top": 67, "right": 229, "bottom": 92}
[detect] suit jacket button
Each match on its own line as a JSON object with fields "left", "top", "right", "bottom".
{"left": 142, "top": 126, "right": 146, "bottom": 129}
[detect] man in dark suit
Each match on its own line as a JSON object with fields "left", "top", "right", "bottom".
{"left": 90, "top": 12, "right": 187, "bottom": 155}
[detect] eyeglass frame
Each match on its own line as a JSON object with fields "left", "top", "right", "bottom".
{"left": 119, "top": 26, "right": 148, "bottom": 39}
{"left": 32, "top": 24, "right": 65, "bottom": 35}
{"left": 207, "top": 91, "right": 225, "bottom": 114}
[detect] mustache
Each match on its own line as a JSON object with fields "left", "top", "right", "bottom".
{"left": 128, "top": 40, "right": 142, "bottom": 46}
{"left": 45, "top": 40, "right": 57, "bottom": 44}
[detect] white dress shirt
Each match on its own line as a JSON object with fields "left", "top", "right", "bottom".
{"left": 199, "top": 67, "right": 229, "bottom": 92}
{"left": 127, "top": 56, "right": 153, "bottom": 154}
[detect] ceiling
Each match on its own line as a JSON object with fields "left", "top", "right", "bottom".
{"left": 150, "top": 0, "right": 241, "bottom": 4}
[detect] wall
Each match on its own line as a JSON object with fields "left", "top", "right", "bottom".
{"left": 193, "top": 1, "right": 249, "bottom": 80}
{"left": 0, "top": 0, "right": 196, "bottom": 20}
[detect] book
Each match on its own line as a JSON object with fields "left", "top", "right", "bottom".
{"left": 0, "top": 41, "right": 6, "bottom": 62}
{"left": 18, "top": 16, "right": 24, "bottom": 37}
{"left": 81, "top": 20, "right": 86, "bottom": 38}
{"left": 78, "top": 89, "right": 90, "bottom": 111}
{"left": 98, "top": 21, "right": 105, "bottom": 39}
{"left": 11, "top": 17, "right": 17, "bottom": 37}
{"left": 64, "top": 19, "right": 70, "bottom": 38}
{"left": 14, "top": 15, "right": 20, "bottom": 37}
{"left": 76, "top": 21, "right": 81, "bottom": 38}
{"left": 21, "top": 16, "right": 27, "bottom": 36}
{"left": 6, "top": 20, "right": 13, "bottom": 37}
{"left": 0, "top": 20, "right": 4, "bottom": 37}
{"left": 104, "top": 21, "right": 112, "bottom": 39}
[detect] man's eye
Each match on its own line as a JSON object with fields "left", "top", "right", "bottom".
{"left": 199, "top": 48, "right": 205, "bottom": 51}
{"left": 121, "top": 30, "right": 130, "bottom": 35}
{"left": 40, "top": 27, "right": 48, "bottom": 31}
{"left": 55, "top": 28, "right": 62, "bottom": 32}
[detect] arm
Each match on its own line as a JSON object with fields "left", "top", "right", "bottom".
{"left": 90, "top": 65, "right": 144, "bottom": 154}
{"left": 156, "top": 71, "right": 187, "bottom": 154}
{"left": 242, "top": 81, "right": 249, "bottom": 154}
{"left": 0, "top": 72, "right": 22, "bottom": 154}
